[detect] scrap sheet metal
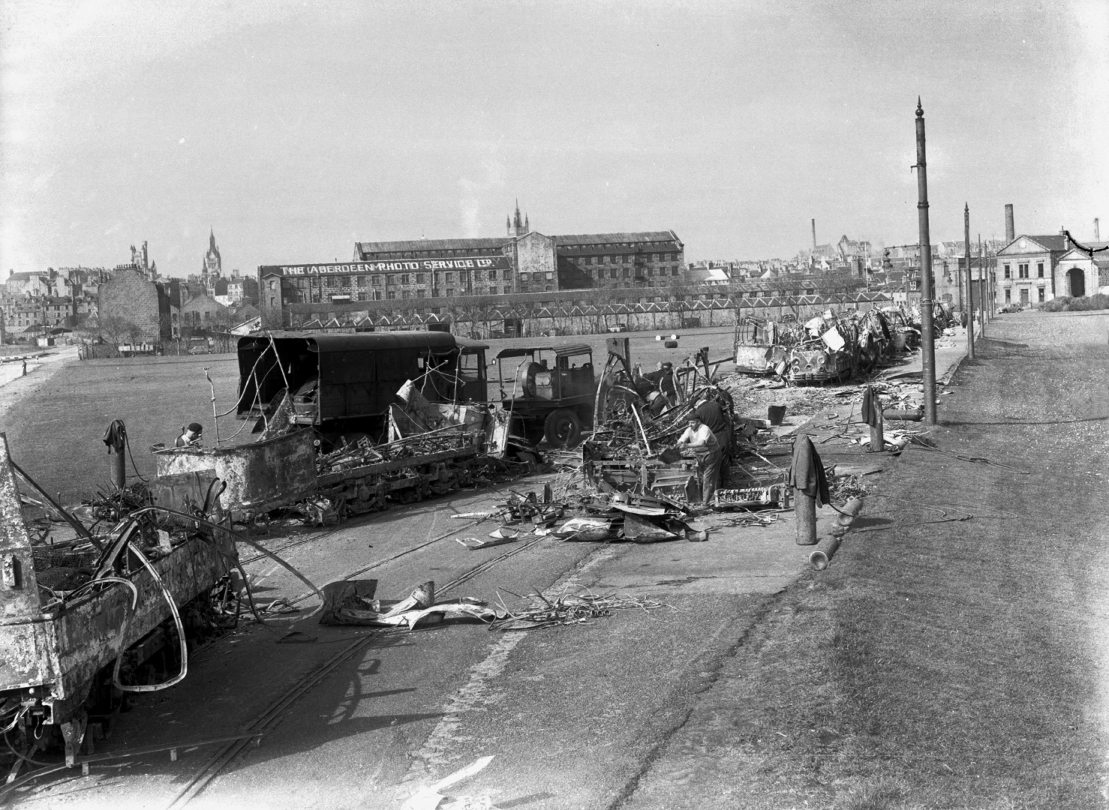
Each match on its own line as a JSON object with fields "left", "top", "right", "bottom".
{"left": 155, "top": 429, "right": 316, "bottom": 518}
{"left": 1, "top": 433, "right": 236, "bottom": 724}
{"left": 1, "top": 432, "right": 47, "bottom": 685}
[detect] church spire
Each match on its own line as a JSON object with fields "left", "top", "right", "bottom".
{"left": 508, "top": 199, "right": 532, "bottom": 237}
{"left": 203, "top": 228, "right": 222, "bottom": 280}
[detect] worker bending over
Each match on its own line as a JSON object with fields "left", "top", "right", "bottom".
{"left": 675, "top": 413, "right": 722, "bottom": 507}
{"left": 693, "top": 395, "right": 732, "bottom": 486}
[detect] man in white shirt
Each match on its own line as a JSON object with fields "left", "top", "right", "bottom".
{"left": 675, "top": 414, "right": 722, "bottom": 507}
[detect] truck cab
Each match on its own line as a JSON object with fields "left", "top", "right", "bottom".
{"left": 494, "top": 344, "right": 596, "bottom": 447}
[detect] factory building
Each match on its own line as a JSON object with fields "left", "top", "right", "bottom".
{"left": 553, "top": 231, "right": 685, "bottom": 290}
{"left": 259, "top": 203, "right": 684, "bottom": 329}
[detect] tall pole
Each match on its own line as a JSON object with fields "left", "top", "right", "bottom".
{"left": 993, "top": 247, "right": 1002, "bottom": 317}
{"left": 955, "top": 256, "right": 963, "bottom": 312}
{"left": 914, "top": 99, "right": 937, "bottom": 425}
{"left": 964, "top": 203, "right": 975, "bottom": 359}
{"left": 978, "top": 234, "right": 986, "bottom": 339}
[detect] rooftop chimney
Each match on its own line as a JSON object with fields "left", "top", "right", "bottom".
{"left": 1004, "top": 204, "right": 1015, "bottom": 242}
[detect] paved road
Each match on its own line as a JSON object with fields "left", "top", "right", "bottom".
{"left": 0, "top": 346, "right": 77, "bottom": 422}
{"left": 11, "top": 470, "right": 832, "bottom": 809}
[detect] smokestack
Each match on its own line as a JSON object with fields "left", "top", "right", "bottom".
{"left": 1095, "top": 218, "right": 1100, "bottom": 241}
{"left": 1004, "top": 204, "right": 1015, "bottom": 242}
{"left": 811, "top": 219, "right": 817, "bottom": 251}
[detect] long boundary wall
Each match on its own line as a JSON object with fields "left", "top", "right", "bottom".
{"left": 282, "top": 291, "right": 892, "bottom": 338}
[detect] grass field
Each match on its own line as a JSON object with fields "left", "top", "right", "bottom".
{"left": 2, "top": 327, "right": 739, "bottom": 504}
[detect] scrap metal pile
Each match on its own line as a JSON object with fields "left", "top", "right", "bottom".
{"left": 158, "top": 372, "right": 530, "bottom": 527}
{"left": 457, "top": 484, "right": 712, "bottom": 550}
{"left": 490, "top": 590, "right": 670, "bottom": 632}
{"left": 732, "top": 305, "right": 927, "bottom": 386}
{"left": 318, "top": 577, "right": 669, "bottom": 634}
{"left": 571, "top": 337, "right": 789, "bottom": 510}
{"left": 586, "top": 385, "right": 723, "bottom": 502}
{"left": 317, "top": 424, "right": 484, "bottom": 476}
{"left": 310, "top": 408, "right": 524, "bottom": 521}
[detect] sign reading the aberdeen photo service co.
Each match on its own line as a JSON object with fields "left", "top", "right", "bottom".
{"left": 261, "top": 256, "right": 511, "bottom": 277}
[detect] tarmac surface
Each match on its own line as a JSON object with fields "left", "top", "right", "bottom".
{"left": 0, "top": 346, "right": 77, "bottom": 422}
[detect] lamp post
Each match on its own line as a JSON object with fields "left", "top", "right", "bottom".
{"left": 914, "top": 99, "right": 938, "bottom": 425}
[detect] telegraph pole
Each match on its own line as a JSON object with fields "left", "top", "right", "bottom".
{"left": 978, "top": 234, "right": 987, "bottom": 339}
{"left": 914, "top": 99, "right": 937, "bottom": 425}
{"left": 965, "top": 203, "right": 974, "bottom": 359}
{"left": 992, "top": 250, "right": 998, "bottom": 318}
{"left": 955, "top": 254, "right": 963, "bottom": 313}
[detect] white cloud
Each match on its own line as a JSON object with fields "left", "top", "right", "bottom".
{"left": 458, "top": 155, "right": 507, "bottom": 239}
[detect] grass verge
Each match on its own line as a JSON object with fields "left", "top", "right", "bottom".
{"left": 678, "top": 330, "right": 1109, "bottom": 809}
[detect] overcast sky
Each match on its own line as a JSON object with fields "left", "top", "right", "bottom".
{"left": 1, "top": 0, "right": 1106, "bottom": 277}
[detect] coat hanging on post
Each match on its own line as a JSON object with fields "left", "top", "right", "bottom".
{"left": 788, "top": 435, "right": 830, "bottom": 507}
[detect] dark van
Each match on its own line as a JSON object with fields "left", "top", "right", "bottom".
{"left": 236, "top": 331, "right": 487, "bottom": 438}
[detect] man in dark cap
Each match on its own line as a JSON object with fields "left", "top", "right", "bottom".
{"left": 175, "top": 422, "right": 204, "bottom": 448}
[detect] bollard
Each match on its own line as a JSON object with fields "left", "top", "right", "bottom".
{"left": 794, "top": 489, "right": 817, "bottom": 546}
{"left": 869, "top": 407, "right": 884, "bottom": 452}
{"left": 109, "top": 447, "right": 125, "bottom": 489}
{"left": 102, "top": 420, "right": 127, "bottom": 489}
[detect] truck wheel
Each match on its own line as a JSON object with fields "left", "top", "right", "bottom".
{"left": 543, "top": 409, "right": 582, "bottom": 448}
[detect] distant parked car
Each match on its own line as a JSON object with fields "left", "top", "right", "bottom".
{"left": 606, "top": 324, "right": 628, "bottom": 333}
{"left": 999, "top": 304, "right": 1022, "bottom": 313}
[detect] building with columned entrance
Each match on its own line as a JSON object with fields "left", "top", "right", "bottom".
{"left": 995, "top": 233, "right": 1069, "bottom": 307}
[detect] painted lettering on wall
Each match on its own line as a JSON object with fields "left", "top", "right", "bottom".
{"left": 262, "top": 256, "right": 509, "bottom": 276}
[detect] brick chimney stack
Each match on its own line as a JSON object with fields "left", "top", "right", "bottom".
{"left": 1004, "top": 204, "right": 1015, "bottom": 242}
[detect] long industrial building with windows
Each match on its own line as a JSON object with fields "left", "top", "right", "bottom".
{"left": 258, "top": 204, "right": 684, "bottom": 329}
